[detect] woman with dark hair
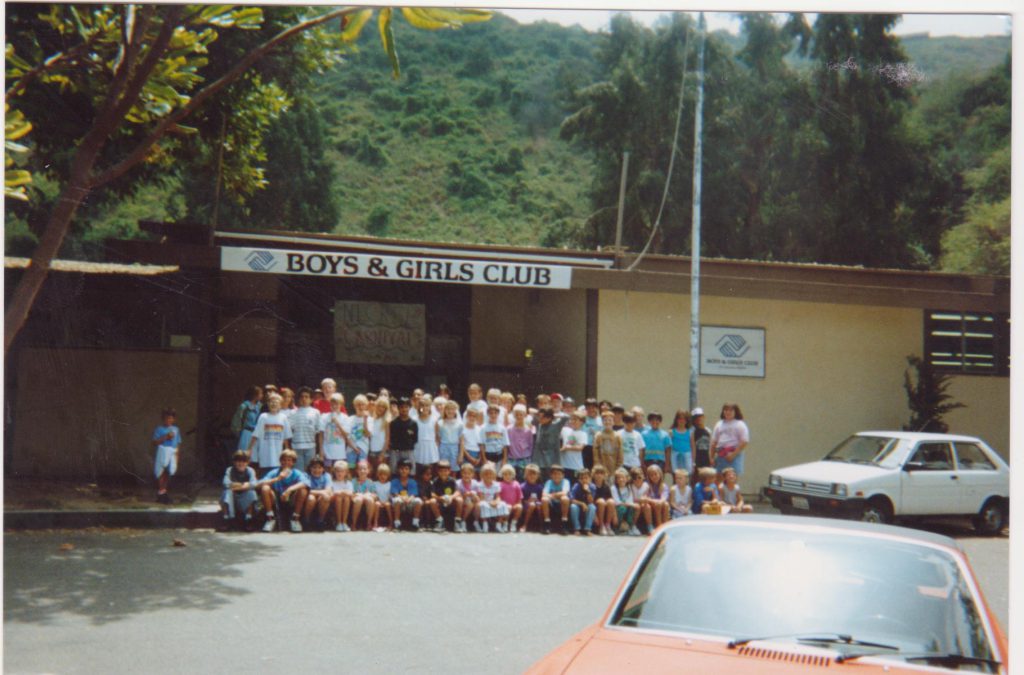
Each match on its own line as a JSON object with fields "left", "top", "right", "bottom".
{"left": 709, "top": 402, "right": 750, "bottom": 477}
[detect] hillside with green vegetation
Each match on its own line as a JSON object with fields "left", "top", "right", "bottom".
{"left": 7, "top": 9, "right": 1009, "bottom": 274}
{"left": 311, "top": 14, "right": 600, "bottom": 246}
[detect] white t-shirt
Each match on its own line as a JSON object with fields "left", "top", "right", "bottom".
{"left": 559, "top": 427, "right": 587, "bottom": 471}
{"left": 369, "top": 416, "right": 387, "bottom": 454}
{"left": 466, "top": 400, "right": 488, "bottom": 418}
{"left": 671, "top": 484, "right": 693, "bottom": 514}
{"left": 373, "top": 480, "right": 392, "bottom": 502}
{"left": 319, "top": 412, "right": 351, "bottom": 461}
{"left": 252, "top": 412, "right": 292, "bottom": 468}
{"left": 461, "top": 426, "right": 481, "bottom": 458}
{"left": 332, "top": 479, "right": 353, "bottom": 494}
{"left": 612, "top": 484, "right": 633, "bottom": 505}
{"left": 711, "top": 419, "right": 750, "bottom": 450}
{"left": 617, "top": 429, "right": 646, "bottom": 468}
{"left": 348, "top": 415, "right": 371, "bottom": 455}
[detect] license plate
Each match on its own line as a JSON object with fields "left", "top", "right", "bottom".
{"left": 791, "top": 497, "right": 810, "bottom": 510}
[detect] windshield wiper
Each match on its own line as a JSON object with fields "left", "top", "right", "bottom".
{"left": 838, "top": 651, "right": 1001, "bottom": 670}
{"left": 729, "top": 633, "right": 899, "bottom": 651}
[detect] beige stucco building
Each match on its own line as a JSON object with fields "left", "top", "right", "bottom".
{"left": 6, "top": 225, "right": 1010, "bottom": 493}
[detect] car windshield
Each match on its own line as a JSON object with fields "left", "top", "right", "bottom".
{"left": 823, "top": 435, "right": 898, "bottom": 465}
{"left": 609, "top": 523, "right": 997, "bottom": 670}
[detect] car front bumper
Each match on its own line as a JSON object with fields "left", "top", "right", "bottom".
{"left": 762, "top": 487, "right": 867, "bottom": 518}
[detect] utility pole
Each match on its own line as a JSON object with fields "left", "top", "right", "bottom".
{"left": 689, "top": 12, "right": 706, "bottom": 411}
{"left": 614, "top": 150, "right": 630, "bottom": 260}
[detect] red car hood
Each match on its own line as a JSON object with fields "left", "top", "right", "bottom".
{"left": 528, "top": 626, "right": 984, "bottom": 674}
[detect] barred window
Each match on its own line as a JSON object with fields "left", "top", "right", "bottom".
{"left": 925, "top": 311, "right": 1009, "bottom": 376}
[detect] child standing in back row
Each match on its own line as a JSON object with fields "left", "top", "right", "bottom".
{"left": 152, "top": 408, "right": 181, "bottom": 504}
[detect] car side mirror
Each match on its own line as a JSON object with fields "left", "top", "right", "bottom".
{"left": 904, "top": 461, "right": 925, "bottom": 472}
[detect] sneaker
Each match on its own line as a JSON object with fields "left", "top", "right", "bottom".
{"left": 542, "top": 522, "right": 551, "bottom": 535}
{"left": 342, "top": 524, "right": 351, "bottom": 532}
{"left": 482, "top": 521, "right": 490, "bottom": 533}
{"left": 335, "top": 523, "right": 346, "bottom": 532}
{"left": 262, "top": 518, "right": 276, "bottom": 533}
{"left": 628, "top": 526, "right": 641, "bottom": 536}
{"left": 606, "top": 526, "right": 616, "bottom": 536}
{"left": 433, "top": 521, "right": 446, "bottom": 533}
{"left": 497, "top": 522, "right": 506, "bottom": 533}
{"left": 290, "top": 518, "right": 302, "bottom": 533}
{"left": 560, "top": 523, "right": 570, "bottom": 536}
{"left": 473, "top": 521, "right": 483, "bottom": 533}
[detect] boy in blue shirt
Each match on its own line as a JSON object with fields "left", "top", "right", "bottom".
{"left": 258, "top": 450, "right": 309, "bottom": 533}
{"left": 152, "top": 408, "right": 181, "bottom": 504}
{"left": 641, "top": 412, "right": 671, "bottom": 470}
{"left": 541, "top": 464, "right": 572, "bottom": 535}
{"left": 302, "top": 458, "right": 333, "bottom": 531}
{"left": 390, "top": 460, "right": 423, "bottom": 531}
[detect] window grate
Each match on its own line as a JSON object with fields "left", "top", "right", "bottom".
{"left": 925, "top": 311, "right": 1009, "bottom": 376}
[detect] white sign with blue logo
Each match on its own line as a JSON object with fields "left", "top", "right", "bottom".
{"left": 221, "top": 246, "right": 573, "bottom": 289}
{"left": 700, "top": 326, "right": 765, "bottom": 378}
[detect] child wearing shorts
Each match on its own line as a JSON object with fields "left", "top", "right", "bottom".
{"left": 302, "top": 458, "right": 334, "bottom": 531}
{"left": 670, "top": 468, "right": 693, "bottom": 518}
{"left": 329, "top": 461, "right": 353, "bottom": 532}
{"left": 541, "top": 465, "right": 572, "bottom": 535}
{"left": 456, "top": 463, "right": 480, "bottom": 533}
{"left": 612, "top": 468, "right": 640, "bottom": 535}
{"left": 591, "top": 464, "right": 615, "bottom": 536}
{"left": 519, "top": 463, "right": 544, "bottom": 533}
{"left": 152, "top": 408, "right": 181, "bottom": 504}
{"left": 429, "top": 460, "right": 463, "bottom": 533}
{"left": 350, "top": 460, "right": 378, "bottom": 531}
{"left": 497, "top": 464, "right": 523, "bottom": 533}
{"left": 258, "top": 449, "right": 309, "bottom": 533}
{"left": 437, "top": 401, "right": 463, "bottom": 470}
{"left": 372, "top": 463, "right": 394, "bottom": 531}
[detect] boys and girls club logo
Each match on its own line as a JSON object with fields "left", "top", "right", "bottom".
{"left": 245, "top": 250, "right": 278, "bottom": 272}
{"left": 716, "top": 334, "right": 750, "bottom": 358}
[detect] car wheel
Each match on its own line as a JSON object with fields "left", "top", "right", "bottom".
{"left": 973, "top": 500, "right": 1006, "bottom": 536}
{"left": 859, "top": 500, "right": 892, "bottom": 525}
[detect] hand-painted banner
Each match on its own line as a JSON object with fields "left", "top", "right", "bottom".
{"left": 335, "top": 301, "right": 425, "bottom": 366}
{"left": 221, "top": 246, "right": 572, "bottom": 289}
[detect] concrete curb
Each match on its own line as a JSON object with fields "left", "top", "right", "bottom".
{"left": 4, "top": 506, "right": 222, "bottom": 530}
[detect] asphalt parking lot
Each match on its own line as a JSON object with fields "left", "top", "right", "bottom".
{"left": 3, "top": 521, "right": 1009, "bottom": 674}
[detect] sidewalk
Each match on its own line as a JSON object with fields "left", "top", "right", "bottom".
{"left": 4, "top": 479, "right": 223, "bottom": 530}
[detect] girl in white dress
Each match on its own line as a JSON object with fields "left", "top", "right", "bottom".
{"left": 413, "top": 400, "right": 440, "bottom": 469}
{"left": 476, "top": 463, "right": 509, "bottom": 532}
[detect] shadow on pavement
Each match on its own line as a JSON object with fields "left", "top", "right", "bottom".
{"left": 3, "top": 530, "right": 276, "bottom": 626}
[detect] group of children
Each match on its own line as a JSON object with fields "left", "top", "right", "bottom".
{"left": 221, "top": 450, "right": 752, "bottom": 534}
{"left": 210, "top": 380, "right": 754, "bottom": 533}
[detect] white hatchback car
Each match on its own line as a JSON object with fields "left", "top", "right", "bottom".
{"left": 763, "top": 431, "right": 1009, "bottom": 535}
